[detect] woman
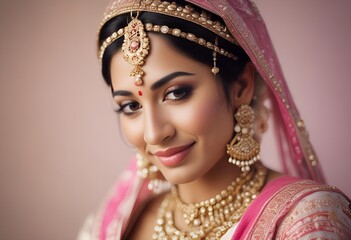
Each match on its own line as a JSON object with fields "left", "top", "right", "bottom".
{"left": 79, "top": 0, "right": 351, "bottom": 239}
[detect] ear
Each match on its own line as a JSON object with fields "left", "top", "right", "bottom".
{"left": 231, "top": 62, "right": 256, "bottom": 108}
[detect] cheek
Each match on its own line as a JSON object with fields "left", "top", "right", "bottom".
{"left": 172, "top": 94, "right": 233, "bottom": 139}
{"left": 120, "top": 117, "right": 144, "bottom": 149}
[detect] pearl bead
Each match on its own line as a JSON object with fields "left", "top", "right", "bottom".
{"left": 234, "top": 124, "right": 241, "bottom": 133}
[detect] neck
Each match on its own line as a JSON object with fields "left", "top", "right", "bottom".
{"left": 154, "top": 160, "right": 268, "bottom": 239}
{"left": 176, "top": 154, "right": 242, "bottom": 204}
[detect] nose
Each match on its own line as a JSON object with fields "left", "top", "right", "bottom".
{"left": 143, "top": 106, "right": 175, "bottom": 145}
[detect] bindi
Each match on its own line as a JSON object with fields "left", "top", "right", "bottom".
{"left": 138, "top": 90, "right": 143, "bottom": 96}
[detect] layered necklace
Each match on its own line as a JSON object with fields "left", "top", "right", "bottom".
{"left": 152, "top": 163, "right": 268, "bottom": 240}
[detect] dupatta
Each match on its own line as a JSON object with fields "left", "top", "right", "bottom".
{"left": 186, "top": 0, "right": 325, "bottom": 182}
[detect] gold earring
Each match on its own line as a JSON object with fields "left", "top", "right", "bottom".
{"left": 136, "top": 153, "right": 171, "bottom": 193}
{"left": 227, "top": 105, "right": 261, "bottom": 172}
{"left": 136, "top": 153, "right": 158, "bottom": 179}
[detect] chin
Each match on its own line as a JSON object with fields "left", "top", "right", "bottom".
{"left": 160, "top": 168, "right": 200, "bottom": 185}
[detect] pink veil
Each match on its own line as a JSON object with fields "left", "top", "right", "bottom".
{"left": 100, "top": 0, "right": 325, "bottom": 183}
{"left": 186, "top": 0, "right": 325, "bottom": 182}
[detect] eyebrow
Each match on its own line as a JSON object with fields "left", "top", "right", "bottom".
{"left": 112, "top": 90, "right": 132, "bottom": 97}
{"left": 150, "top": 71, "right": 194, "bottom": 90}
{"left": 112, "top": 71, "right": 194, "bottom": 97}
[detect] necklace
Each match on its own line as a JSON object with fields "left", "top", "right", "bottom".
{"left": 152, "top": 163, "right": 268, "bottom": 240}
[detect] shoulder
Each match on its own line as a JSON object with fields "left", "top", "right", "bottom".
{"left": 261, "top": 176, "right": 350, "bottom": 221}
{"left": 266, "top": 179, "right": 351, "bottom": 239}
{"left": 273, "top": 180, "right": 351, "bottom": 239}
{"left": 261, "top": 175, "right": 347, "bottom": 205}
{"left": 245, "top": 176, "right": 351, "bottom": 240}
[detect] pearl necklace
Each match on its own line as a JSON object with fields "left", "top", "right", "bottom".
{"left": 152, "top": 163, "right": 268, "bottom": 240}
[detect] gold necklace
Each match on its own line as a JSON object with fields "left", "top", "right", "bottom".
{"left": 152, "top": 163, "right": 268, "bottom": 240}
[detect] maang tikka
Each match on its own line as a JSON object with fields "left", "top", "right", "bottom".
{"left": 227, "top": 105, "right": 261, "bottom": 172}
{"left": 122, "top": 10, "right": 150, "bottom": 86}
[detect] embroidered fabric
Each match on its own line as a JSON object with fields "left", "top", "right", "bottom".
{"left": 276, "top": 191, "right": 351, "bottom": 239}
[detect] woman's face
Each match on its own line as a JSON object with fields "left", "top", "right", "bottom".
{"left": 110, "top": 34, "right": 235, "bottom": 184}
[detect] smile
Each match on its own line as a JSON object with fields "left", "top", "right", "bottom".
{"left": 153, "top": 142, "right": 195, "bottom": 167}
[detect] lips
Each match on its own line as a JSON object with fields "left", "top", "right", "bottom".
{"left": 153, "top": 143, "right": 194, "bottom": 167}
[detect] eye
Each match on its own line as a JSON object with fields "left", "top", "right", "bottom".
{"left": 115, "top": 100, "right": 142, "bottom": 115}
{"left": 164, "top": 86, "right": 193, "bottom": 101}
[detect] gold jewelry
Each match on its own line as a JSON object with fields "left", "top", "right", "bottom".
{"left": 136, "top": 153, "right": 158, "bottom": 179}
{"left": 99, "top": 1, "right": 237, "bottom": 45}
{"left": 136, "top": 153, "right": 171, "bottom": 194}
{"left": 211, "top": 37, "right": 219, "bottom": 75}
{"left": 174, "top": 170, "right": 251, "bottom": 228}
{"left": 144, "top": 23, "right": 236, "bottom": 61}
{"left": 122, "top": 11, "right": 150, "bottom": 86}
{"left": 99, "top": 23, "right": 237, "bottom": 64}
{"left": 98, "top": 1, "right": 238, "bottom": 63}
{"left": 227, "top": 105, "right": 261, "bottom": 172}
{"left": 153, "top": 163, "right": 268, "bottom": 240}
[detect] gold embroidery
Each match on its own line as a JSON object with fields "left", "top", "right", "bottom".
{"left": 248, "top": 180, "right": 348, "bottom": 239}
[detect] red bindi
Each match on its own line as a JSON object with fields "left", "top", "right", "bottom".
{"left": 138, "top": 90, "right": 143, "bottom": 96}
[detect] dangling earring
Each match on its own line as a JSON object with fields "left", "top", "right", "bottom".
{"left": 227, "top": 105, "right": 261, "bottom": 172}
{"left": 136, "top": 153, "right": 158, "bottom": 179}
{"left": 211, "top": 37, "right": 219, "bottom": 75}
{"left": 136, "top": 153, "right": 171, "bottom": 193}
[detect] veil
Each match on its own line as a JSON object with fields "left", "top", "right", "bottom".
{"left": 187, "top": 0, "right": 325, "bottom": 182}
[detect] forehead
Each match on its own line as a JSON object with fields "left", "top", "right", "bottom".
{"left": 109, "top": 34, "right": 211, "bottom": 90}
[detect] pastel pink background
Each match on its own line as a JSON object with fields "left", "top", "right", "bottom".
{"left": 0, "top": 1, "right": 350, "bottom": 239}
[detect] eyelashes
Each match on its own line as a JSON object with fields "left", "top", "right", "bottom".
{"left": 114, "top": 101, "right": 142, "bottom": 115}
{"left": 164, "top": 85, "right": 193, "bottom": 101}
{"left": 115, "top": 85, "right": 193, "bottom": 116}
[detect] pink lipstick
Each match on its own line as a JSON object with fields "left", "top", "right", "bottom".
{"left": 154, "top": 143, "right": 194, "bottom": 167}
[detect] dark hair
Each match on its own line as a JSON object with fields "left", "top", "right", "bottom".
{"left": 98, "top": 1, "right": 250, "bottom": 101}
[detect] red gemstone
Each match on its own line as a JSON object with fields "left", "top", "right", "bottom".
{"left": 130, "top": 40, "right": 140, "bottom": 50}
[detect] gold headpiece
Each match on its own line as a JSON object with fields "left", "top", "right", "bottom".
{"left": 122, "top": 11, "right": 150, "bottom": 86}
{"left": 98, "top": 1, "right": 239, "bottom": 85}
